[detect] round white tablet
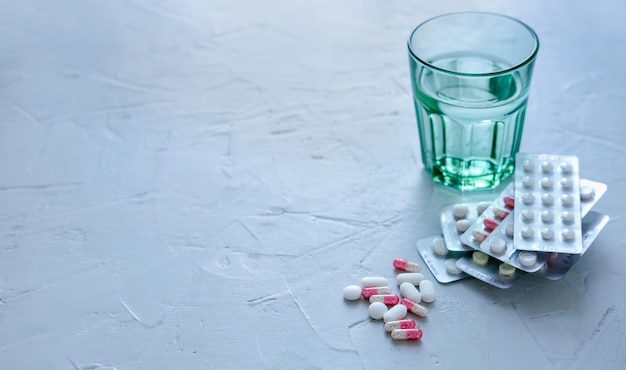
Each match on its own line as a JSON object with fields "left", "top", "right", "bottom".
{"left": 342, "top": 285, "right": 362, "bottom": 300}
{"left": 445, "top": 258, "right": 462, "bottom": 275}
{"left": 369, "top": 302, "right": 388, "bottom": 320}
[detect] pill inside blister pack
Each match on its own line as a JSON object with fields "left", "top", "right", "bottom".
{"left": 514, "top": 154, "right": 583, "bottom": 254}
{"left": 416, "top": 235, "right": 470, "bottom": 283}
{"left": 440, "top": 202, "right": 491, "bottom": 252}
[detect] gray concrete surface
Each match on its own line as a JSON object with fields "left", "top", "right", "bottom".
{"left": 1, "top": 1, "right": 625, "bottom": 369}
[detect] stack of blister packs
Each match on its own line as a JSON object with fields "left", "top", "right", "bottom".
{"left": 417, "top": 153, "right": 609, "bottom": 289}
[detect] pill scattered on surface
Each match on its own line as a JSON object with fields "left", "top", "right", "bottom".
{"left": 518, "top": 252, "right": 537, "bottom": 267}
{"left": 384, "top": 319, "right": 416, "bottom": 332}
{"left": 361, "top": 286, "right": 392, "bottom": 299}
{"left": 453, "top": 204, "right": 469, "bottom": 219}
{"left": 477, "top": 201, "right": 491, "bottom": 215}
{"left": 489, "top": 237, "right": 506, "bottom": 255}
{"left": 456, "top": 219, "right": 471, "bottom": 233}
{"left": 391, "top": 328, "right": 423, "bottom": 341}
{"left": 499, "top": 263, "right": 516, "bottom": 277}
{"left": 580, "top": 186, "right": 595, "bottom": 200}
{"left": 342, "top": 285, "right": 362, "bottom": 300}
{"left": 472, "top": 251, "right": 489, "bottom": 266}
{"left": 400, "top": 298, "right": 428, "bottom": 317}
{"left": 418, "top": 280, "right": 436, "bottom": 303}
{"left": 369, "top": 302, "right": 388, "bottom": 320}
{"left": 369, "top": 294, "right": 400, "bottom": 306}
{"left": 431, "top": 237, "right": 449, "bottom": 256}
{"left": 445, "top": 258, "right": 462, "bottom": 275}
{"left": 399, "top": 282, "right": 421, "bottom": 303}
{"left": 396, "top": 273, "right": 424, "bottom": 286}
{"left": 360, "top": 276, "right": 388, "bottom": 288}
{"left": 383, "top": 304, "right": 408, "bottom": 323}
{"left": 393, "top": 258, "right": 421, "bottom": 272}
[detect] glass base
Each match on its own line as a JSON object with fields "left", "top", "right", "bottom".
{"left": 429, "top": 161, "right": 515, "bottom": 192}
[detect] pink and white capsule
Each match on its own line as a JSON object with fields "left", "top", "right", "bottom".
{"left": 384, "top": 319, "right": 416, "bottom": 332}
{"left": 361, "top": 286, "right": 392, "bottom": 299}
{"left": 400, "top": 298, "right": 428, "bottom": 318}
{"left": 369, "top": 294, "right": 400, "bottom": 305}
{"left": 393, "top": 258, "right": 421, "bottom": 272}
{"left": 391, "top": 328, "right": 423, "bottom": 341}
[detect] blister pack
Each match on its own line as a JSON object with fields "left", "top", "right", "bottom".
{"left": 479, "top": 178, "right": 607, "bottom": 272}
{"left": 440, "top": 202, "right": 490, "bottom": 252}
{"left": 513, "top": 153, "right": 583, "bottom": 253}
{"left": 416, "top": 235, "right": 470, "bottom": 283}
{"left": 458, "top": 183, "right": 515, "bottom": 250}
{"left": 455, "top": 250, "right": 524, "bottom": 289}
{"left": 532, "top": 211, "right": 610, "bottom": 280}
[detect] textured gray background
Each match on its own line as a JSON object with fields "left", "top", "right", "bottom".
{"left": 1, "top": 1, "right": 625, "bottom": 369}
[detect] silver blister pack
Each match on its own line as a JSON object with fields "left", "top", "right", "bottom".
{"left": 416, "top": 235, "right": 470, "bottom": 283}
{"left": 513, "top": 153, "right": 583, "bottom": 253}
{"left": 455, "top": 250, "right": 523, "bottom": 289}
{"left": 440, "top": 202, "right": 490, "bottom": 252}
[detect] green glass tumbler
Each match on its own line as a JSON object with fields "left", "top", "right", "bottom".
{"left": 408, "top": 12, "right": 539, "bottom": 191}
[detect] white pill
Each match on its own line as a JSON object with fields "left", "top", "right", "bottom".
{"left": 383, "top": 304, "right": 407, "bottom": 323}
{"left": 453, "top": 204, "right": 469, "bottom": 219}
{"left": 396, "top": 273, "right": 424, "bottom": 286}
{"left": 541, "top": 210, "right": 554, "bottom": 224}
{"left": 561, "top": 211, "right": 575, "bottom": 224}
{"left": 561, "top": 194, "right": 574, "bottom": 206}
{"left": 560, "top": 161, "right": 573, "bottom": 173}
{"left": 542, "top": 193, "right": 554, "bottom": 206}
{"left": 560, "top": 177, "right": 573, "bottom": 189}
{"left": 342, "top": 285, "right": 362, "bottom": 300}
{"left": 445, "top": 258, "right": 462, "bottom": 275}
{"left": 580, "top": 186, "right": 595, "bottom": 200}
{"left": 518, "top": 252, "right": 537, "bottom": 267}
{"left": 477, "top": 201, "right": 491, "bottom": 215}
{"left": 541, "top": 228, "right": 554, "bottom": 240}
{"left": 400, "top": 282, "right": 421, "bottom": 303}
{"left": 456, "top": 219, "right": 471, "bottom": 233}
{"left": 472, "top": 229, "right": 488, "bottom": 242}
{"left": 523, "top": 193, "right": 535, "bottom": 205}
{"left": 541, "top": 161, "right": 553, "bottom": 173}
{"left": 522, "top": 176, "right": 534, "bottom": 188}
{"left": 369, "top": 302, "right": 388, "bottom": 320}
{"left": 523, "top": 159, "right": 534, "bottom": 172}
{"left": 418, "top": 280, "right": 436, "bottom": 303}
{"left": 562, "top": 229, "right": 576, "bottom": 241}
{"left": 541, "top": 177, "right": 553, "bottom": 189}
{"left": 489, "top": 237, "right": 507, "bottom": 255}
{"left": 360, "top": 276, "right": 388, "bottom": 288}
{"left": 431, "top": 237, "right": 448, "bottom": 256}
{"left": 504, "top": 221, "right": 514, "bottom": 238}
{"left": 521, "top": 226, "right": 534, "bottom": 239}
{"left": 521, "top": 210, "right": 534, "bottom": 223}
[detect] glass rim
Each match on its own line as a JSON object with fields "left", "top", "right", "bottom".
{"left": 407, "top": 11, "right": 540, "bottom": 77}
